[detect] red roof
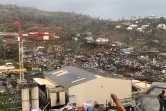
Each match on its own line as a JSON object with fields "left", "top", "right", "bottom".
{"left": 122, "top": 21, "right": 132, "bottom": 26}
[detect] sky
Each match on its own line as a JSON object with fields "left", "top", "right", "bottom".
{"left": 0, "top": 0, "right": 166, "bottom": 20}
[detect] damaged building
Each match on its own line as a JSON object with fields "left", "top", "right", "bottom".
{"left": 34, "top": 66, "right": 132, "bottom": 109}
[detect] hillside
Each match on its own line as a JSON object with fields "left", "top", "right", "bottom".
{"left": 0, "top": 4, "right": 99, "bottom": 35}
{"left": 0, "top": 5, "right": 119, "bottom": 38}
{"left": 0, "top": 4, "right": 166, "bottom": 52}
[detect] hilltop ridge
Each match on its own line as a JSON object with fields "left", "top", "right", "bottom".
{"left": 0, "top": 5, "right": 166, "bottom": 52}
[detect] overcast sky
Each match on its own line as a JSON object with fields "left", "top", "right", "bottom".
{"left": 0, "top": 0, "right": 166, "bottom": 20}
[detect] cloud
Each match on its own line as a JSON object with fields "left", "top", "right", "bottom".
{"left": 0, "top": 0, "right": 166, "bottom": 20}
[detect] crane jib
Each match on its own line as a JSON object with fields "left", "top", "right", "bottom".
{"left": 0, "top": 32, "right": 50, "bottom": 37}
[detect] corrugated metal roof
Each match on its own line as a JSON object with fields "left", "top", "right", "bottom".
{"left": 33, "top": 78, "right": 55, "bottom": 86}
{"left": 45, "top": 66, "right": 97, "bottom": 88}
{"left": 132, "top": 80, "right": 151, "bottom": 89}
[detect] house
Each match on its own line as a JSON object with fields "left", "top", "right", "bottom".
{"left": 122, "top": 21, "right": 132, "bottom": 26}
{"left": 135, "top": 21, "right": 139, "bottom": 24}
{"left": 130, "top": 24, "right": 138, "bottom": 28}
{"left": 0, "top": 63, "right": 15, "bottom": 72}
{"left": 81, "top": 32, "right": 92, "bottom": 38}
{"left": 114, "top": 25, "right": 121, "bottom": 29}
{"left": 126, "top": 27, "right": 132, "bottom": 30}
{"left": 86, "top": 37, "right": 94, "bottom": 44}
{"left": 156, "top": 24, "right": 166, "bottom": 30}
{"left": 34, "top": 66, "right": 132, "bottom": 108}
{"left": 81, "top": 32, "right": 94, "bottom": 43}
{"left": 112, "top": 42, "right": 123, "bottom": 47}
{"left": 157, "top": 24, "right": 163, "bottom": 29}
{"left": 94, "top": 38, "right": 108, "bottom": 45}
{"left": 137, "top": 28, "right": 143, "bottom": 32}
{"left": 141, "top": 25, "right": 149, "bottom": 29}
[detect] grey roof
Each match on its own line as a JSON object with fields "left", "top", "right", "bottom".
{"left": 45, "top": 66, "right": 97, "bottom": 88}
{"left": 136, "top": 82, "right": 166, "bottom": 111}
{"left": 150, "top": 82, "right": 166, "bottom": 87}
{"left": 78, "top": 66, "right": 128, "bottom": 79}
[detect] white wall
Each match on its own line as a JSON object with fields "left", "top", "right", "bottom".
{"left": 31, "top": 86, "right": 39, "bottom": 109}
{"left": 69, "top": 77, "right": 132, "bottom": 106}
{"left": 49, "top": 91, "right": 66, "bottom": 107}
{"left": 22, "top": 88, "right": 30, "bottom": 111}
{"left": 50, "top": 92, "right": 57, "bottom": 107}
{"left": 60, "top": 91, "right": 65, "bottom": 105}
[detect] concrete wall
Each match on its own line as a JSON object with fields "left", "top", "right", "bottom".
{"left": 50, "top": 92, "right": 57, "bottom": 107}
{"left": 49, "top": 91, "right": 66, "bottom": 107}
{"left": 60, "top": 91, "right": 65, "bottom": 105}
{"left": 45, "top": 76, "right": 69, "bottom": 97}
{"left": 31, "top": 86, "right": 39, "bottom": 109}
{"left": 69, "top": 77, "right": 132, "bottom": 106}
{"left": 22, "top": 88, "right": 30, "bottom": 111}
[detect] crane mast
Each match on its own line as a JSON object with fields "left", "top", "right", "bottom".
{"left": 19, "top": 38, "right": 24, "bottom": 81}
{"left": 0, "top": 21, "right": 51, "bottom": 81}
{"left": 13, "top": 21, "right": 24, "bottom": 81}
{"left": 0, "top": 22, "right": 55, "bottom": 111}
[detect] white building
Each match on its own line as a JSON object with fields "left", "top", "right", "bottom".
{"left": 137, "top": 28, "right": 143, "bottom": 32}
{"left": 114, "top": 25, "right": 121, "bottom": 29}
{"left": 0, "top": 62, "right": 15, "bottom": 72}
{"left": 157, "top": 24, "right": 166, "bottom": 30}
{"left": 130, "top": 24, "right": 138, "bottom": 28}
{"left": 141, "top": 25, "right": 149, "bottom": 29}
{"left": 34, "top": 66, "right": 132, "bottom": 108}
{"left": 126, "top": 27, "right": 132, "bottom": 30}
{"left": 82, "top": 32, "right": 94, "bottom": 43}
{"left": 94, "top": 38, "right": 109, "bottom": 45}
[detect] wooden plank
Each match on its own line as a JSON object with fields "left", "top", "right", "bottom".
{"left": 111, "top": 94, "right": 126, "bottom": 111}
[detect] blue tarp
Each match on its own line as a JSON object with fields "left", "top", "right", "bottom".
{"left": 121, "top": 48, "right": 133, "bottom": 53}
{"left": 24, "top": 49, "right": 30, "bottom": 53}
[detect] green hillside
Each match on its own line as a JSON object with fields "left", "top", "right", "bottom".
{"left": 0, "top": 5, "right": 119, "bottom": 38}
{"left": 0, "top": 4, "right": 166, "bottom": 52}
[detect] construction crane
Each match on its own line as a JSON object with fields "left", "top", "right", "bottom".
{"left": 13, "top": 21, "right": 24, "bottom": 81}
{"left": 0, "top": 21, "right": 51, "bottom": 81}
